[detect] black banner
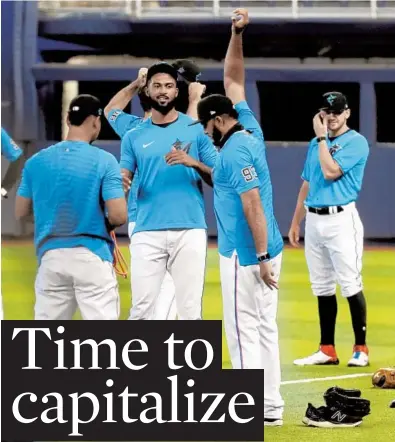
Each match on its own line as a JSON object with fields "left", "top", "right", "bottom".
{"left": 1, "top": 320, "right": 265, "bottom": 441}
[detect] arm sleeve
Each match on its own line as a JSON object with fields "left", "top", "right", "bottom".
{"left": 119, "top": 132, "right": 137, "bottom": 173}
{"left": 224, "top": 144, "right": 261, "bottom": 195}
{"left": 16, "top": 162, "right": 32, "bottom": 199}
{"left": 234, "top": 101, "right": 264, "bottom": 141}
{"left": 101, "top": 154, "right": 125, "bottom": 201}
{"left": 333, "top": 136, "right": 369, "bottom": 174}
{"left": 106, "top": 109, "right": 141, "bottom": 139}
{"left": 197, "top": 130, "right": 218, "bottom": 167}
{"left": 1, "top": 128, "right": 23, "bottom": 162}
{"left": 301, "top": 141, "right": 313, "bottom": 182}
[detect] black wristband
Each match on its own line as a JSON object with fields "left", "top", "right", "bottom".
{"left": 257, "top": 252, "right": 270, "bottom": 262}
{"left": 317, "top": 136, "right": 326, "bottom": 143}
{"left": 235, "top": 25, "right": 247, "bottom": 35}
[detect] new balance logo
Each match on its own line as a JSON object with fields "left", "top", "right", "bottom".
{"left": 331, "top": 411, "right": 347, "bottom": 422}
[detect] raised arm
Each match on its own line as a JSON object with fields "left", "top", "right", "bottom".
{"left": 186, "top": 82, "right": 206, "bottom": 120}
{"left": 104, "top": 68, "right": 147, "bottom": 118}
{"left": 224, "top": 8, "right": 249, "bottom": 105}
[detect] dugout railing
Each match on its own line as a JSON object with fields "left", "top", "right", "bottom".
{"left": 38, "top": 0, "right": 395, "bottom": 19}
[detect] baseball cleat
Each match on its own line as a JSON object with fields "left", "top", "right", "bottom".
{"left": 390, "top": 400, "right": 395, "bottom": 408}
{"left": 294, "top": 345, "right": 339, "bottom": 366}
{"left": 302, "top": 403, "right": 362, "bottom": 428}
{"left": 264, "top": 417, "right": 283, "bottom": 426}
{"left": 348, "top": 345, "right": 369, "bottom": 367}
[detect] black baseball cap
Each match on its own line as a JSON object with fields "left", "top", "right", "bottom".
{"left": 320, "top": 91, "right": 349, "bottom": 113}
{"left": 146, "top": 62, "right": 178, "bottom": 83}
{"left": 172, "top": 59, "right": 201, "bottom": 83}
{"left": 68, "top": 94, "right": 102, "bottom": 125}
{"left": 190, "top": 94, "right": 237, "bottom": 127}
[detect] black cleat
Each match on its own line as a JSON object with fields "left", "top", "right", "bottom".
{"left": 390, "top": 400, "right": 395, "bottom": 409}
{"left": 302, "top": 403, "right": 363, "bottom": 428}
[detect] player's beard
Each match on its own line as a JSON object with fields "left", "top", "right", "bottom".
{"left": 212, "top": 127, "right": 223, "bottom": 147}
{"left": 149, "top": 96, "right": 176, "bottom": 116}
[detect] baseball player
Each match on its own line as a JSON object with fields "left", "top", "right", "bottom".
{"left": 186, "top": 8, "right": 284, "bottom": 426}
{"left": 104, "top": 62, "right": 205, "bottom": 320}
{"left": 1, "top": 127, "right": 24, "bottom": 320}
{"left": 289, "top": 91, "right": 370, "bottom": 367}
{"left": 121, "top": 62, "right": 217, "bottom": 321}
{"left": 15, "top": 94, "right": 127, "bottom": 320}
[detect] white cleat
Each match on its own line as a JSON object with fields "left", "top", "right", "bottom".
{"left": 348, "top": 347, "right": 369, "bottom": 367}
{"left": 264, "top": 418, "right": 283, "bottom": 426}
{"left": 294, "top": 348, "right": 339, "bottom": 366}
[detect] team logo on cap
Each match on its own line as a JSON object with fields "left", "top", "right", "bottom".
{"left": 326, "top": 94, "right": 337, "bottom": 106}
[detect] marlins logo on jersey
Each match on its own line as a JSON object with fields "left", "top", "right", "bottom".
{"left": 172, "top": 138, "right": 192, "bottom": 154}
{"left": 329, "top": 143, "right": 342, "bottom": 157}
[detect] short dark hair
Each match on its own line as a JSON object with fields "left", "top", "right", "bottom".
{"left": 68, "top": 94, "right": 102, "bottom": 126}
{"left": 146, "top": 62, "right": 178, "bottom": 83}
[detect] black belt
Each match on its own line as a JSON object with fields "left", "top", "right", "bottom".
{"left": 307, "top": 206, "right": 344, "bottom": 215}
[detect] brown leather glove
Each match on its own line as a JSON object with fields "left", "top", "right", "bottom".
{"left": 372, "top": 368, "right": 395, "bottom": 389}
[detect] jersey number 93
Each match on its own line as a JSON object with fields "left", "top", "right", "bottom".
{"left": 241, "top": 166, "right": 257, "bottom": 182}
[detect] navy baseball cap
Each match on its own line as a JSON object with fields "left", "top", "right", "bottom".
{"left": 190, "top": 94, "right": 236, "bottom": 127}
{"left": 68, "top": 94, "right": 102, "bottom": 121}
{"left": 146, "top": 62, "right": 178, "bottom": 82}
{"left": 320, "top": 91, "right": 349, "bottom": 113}
{"left": 172, "top": 59, "right": 201, "bottom": 83}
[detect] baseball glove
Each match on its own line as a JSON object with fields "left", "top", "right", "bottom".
{"left": 372, "top": 368, "right": 395, "bottom": 389}
{"left": 324, "top": 388, "right": 371, "bottom": 417}
{"left": 325, "top": 386, "right": 361, "bottom": 398}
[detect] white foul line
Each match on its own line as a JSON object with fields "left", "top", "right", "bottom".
{"left": 281, "top": 373, "right": 372, "bottom": 385}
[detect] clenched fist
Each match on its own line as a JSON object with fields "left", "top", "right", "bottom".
{"left": 231, "top": 8, "right": 249, "bottom": 34}
{"left": 188, "top": 82, "right": 206, "bottom": 102}
{"left": 137, "top": 68, "right": 148, "bottom": 89}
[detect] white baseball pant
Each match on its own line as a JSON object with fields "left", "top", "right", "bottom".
{"left": 220, "top": 251, "right": 284, "bottom": 420}
{"left": 128, "top": 222, "right": 177, "bottom": 320}
{"left": 34, "top": 247, "right": 120, "bottom": 320}
{"left": 305, "top": 202, "right": 364, "bottom": 298}
{"left": 128, "top": 228, "right": 207, "bottom": 320}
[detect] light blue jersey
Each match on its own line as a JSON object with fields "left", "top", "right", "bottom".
{"left": 302, "top": 130, "right": 369, "bottom": 207}
{"left": 120, "top": 112, "right": 217, "bottom": 233}
{"left": 1, "top": 128, "right": 23, "bottom": 162}
{"left": 17, "top": 141, "right": 124, "bottom": 264}
{"left": 107, "top": 108, "right": 143, "bottom": 222}
{"left": 212, "top": 101, "right": 283, "bottom": 266}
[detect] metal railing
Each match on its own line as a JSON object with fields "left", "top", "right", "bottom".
{"left": 38, "top": 0, "right": 395, "bottom": 18}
